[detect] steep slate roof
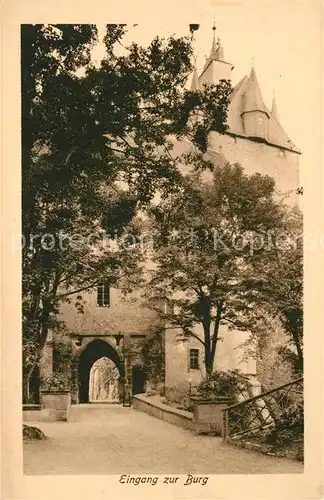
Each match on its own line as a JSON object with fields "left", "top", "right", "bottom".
{"left": 192, "top": 32, "right": 300, "bottom": 154}
{"left": 267, "top": 105, "right": 299, "bottom": 151}
{"left": 227, "top": 75, "right": 249, "bottom": 135}
{"left": 241, "top": 67, "right": 269, "bottom": 116}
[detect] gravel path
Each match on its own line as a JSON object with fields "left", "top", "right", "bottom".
{"left": 23, "top": 404, "right": 303, "bottom": 475}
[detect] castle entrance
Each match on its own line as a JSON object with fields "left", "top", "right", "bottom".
{"left": 73, "top": 339, "right": 124, "bottom": 404}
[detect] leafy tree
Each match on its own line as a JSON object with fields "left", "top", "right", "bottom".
{"left": 21, "top": 24, "right": 232, "bottom": 401}
{"left": 247, "top": 207, "right": 303, "bottom": 371}
{"left": 147, "top": 163, "right": 292, "bottom": 377}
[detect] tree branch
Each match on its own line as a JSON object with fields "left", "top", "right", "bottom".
{"left": 179, "top": 330, "right": 205, "bottom": 347}
{"left": 211, "top": 299, "right": 224, "bottom": 359}
{"left": 56, "top": 280, "right": 99, "bottom": 299}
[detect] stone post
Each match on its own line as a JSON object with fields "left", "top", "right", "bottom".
{"left": 191, "top": 397, "right": 233, "bottom": 435}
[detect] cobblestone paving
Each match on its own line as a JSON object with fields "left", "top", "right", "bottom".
{"left": 23, "top": 404, "right": 303, "bottom": 475}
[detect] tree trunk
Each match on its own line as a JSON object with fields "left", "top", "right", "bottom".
{"left": 291, "top": 327, "right": 303, "bottom": 369}
{"left": 204, "top": 348, "right": 214, "bottom": 378}
{"left": 202, "top": 302, "right": 223, "bottom": 378}
{"left": 23, "top": 364, "right": 35, "bottom": 404}
{"left": 23, "top": 375, "right": 30, "bottom": 404}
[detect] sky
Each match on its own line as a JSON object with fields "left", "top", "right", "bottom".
{"left": 88, "top": 1, "right": 322, "bottom": 205}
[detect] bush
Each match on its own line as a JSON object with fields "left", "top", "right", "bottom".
{"left": 23, "top": 424, "right": 46, "bottom": 440}
{"left": 195, "top": 370, "right": 249, "bottom": 400}
{"left": 264, "top": 405, "right": 304, "bottom": 448}
{"left": 41, "top": 372, "right": 70, "bottom": 391}
{"left": 276, "top": 345, "right": 303, "bottom": 377}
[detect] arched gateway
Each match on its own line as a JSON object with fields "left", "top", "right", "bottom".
{"left": 72, "top": 339, "right": 124, "bottom": 404}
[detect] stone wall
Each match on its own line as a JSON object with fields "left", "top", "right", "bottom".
{"left": 171, "top": 132, "right": 300, "bottom": 206}
{"left": 58, "top": 287, "right": 158, "bottom": 336}
{"left": 133, "top": 394, "right": 193, "bottom": 431}
{"left": 208, "top": 132, "right": 300, "bottom": 206}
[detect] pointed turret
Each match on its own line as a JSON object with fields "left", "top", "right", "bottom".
{"left": 271, "top": 94, "right": 280, "bottom": 122}
{"left": 210, "top": 22, "right": 218, "bottom": 59}
{"left": 241, "top": 66, "right": 269, "bottom": 140}
{"left": 199, "top": 26, "right": 234, "bottom": 86}
{"left": 242, "top": 67, "right": 268, "bottom": 114}
{"left": 194, "top": 27, "right": 300, "bottom": 153}
{"left": 203, "top": 31, "right": 225, "bottom": 67}
{"left": 190, "top": 66, "right": 200, "bottom": 92}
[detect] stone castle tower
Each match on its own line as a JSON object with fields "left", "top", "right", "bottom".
{"left": 190, "top": 26, "right": 300, "bottom": 203}
{"left": 39, "top": 27, "right": 300, "bottom": 406}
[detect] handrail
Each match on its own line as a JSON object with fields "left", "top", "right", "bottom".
{"left": 222, "top": 377, "right": 303, "bottom": 412}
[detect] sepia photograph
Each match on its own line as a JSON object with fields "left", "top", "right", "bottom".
{"left": 20, "top": 18, "right": 306, "bottom": 476}
{"left": 1, "top": 1, "right": 323, "bottom": 497}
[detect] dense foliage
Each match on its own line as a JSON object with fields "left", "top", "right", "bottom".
{"left": 251, "top": 208, "right": 303, "bottom": 369}
{"left": 21, "top": 24, "right": 232, "bottom": 401}
{"left": 195, "top": 370, "right": 250, "bottom": 400}
{"left": 265, "top": 405, "right": 304, "bottom": 449}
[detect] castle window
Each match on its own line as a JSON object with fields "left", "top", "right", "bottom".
{"left": 189, "top": 349, "right": 199, "bottom": 370}
{"left": 97, "top": 283, "right": 110, "bottom": 307}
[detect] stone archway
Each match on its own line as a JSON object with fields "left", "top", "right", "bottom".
{"left": 72, "top": 339, "right": 124, "bottom": 404}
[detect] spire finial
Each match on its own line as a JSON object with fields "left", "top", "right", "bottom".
{"left": 211, "top": 19, "right": 218, "bottom": 56}
{"left": 212, "top": 19, "right": 216, "bottom": 43}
